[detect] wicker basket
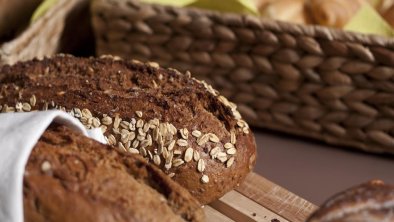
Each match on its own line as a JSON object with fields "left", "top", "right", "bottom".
{"left": 0, "top": 0, "right": 84, "bottom": 65}
{"left": 91, "top": 0, "right": 394, "bottom": 154}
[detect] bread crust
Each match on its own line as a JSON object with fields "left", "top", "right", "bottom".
{"left": 0, "top": 54, "right": 257, "bottom": 204}
{"left": 307, "top": 180, "right": 394, "bottom": 222}
{"left": 24, "top": 124, "right": 204, "bottom": 222}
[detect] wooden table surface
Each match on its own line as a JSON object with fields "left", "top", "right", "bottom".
{"left": 253, "top": 129, "right": 394, "bottom": 205}
{"left": 205, "top": 172, "right": 318, "bottom": 222}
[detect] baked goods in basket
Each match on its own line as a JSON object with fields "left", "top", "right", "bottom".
{"left": 383, "top": 3, "right": 394, "bottom": 27}
{"left": 258, "top": 0, "right": 310, "bottom": 24}
{"left": 24, "top": 124, "right": 204, "bottom": 222}
{"left": 305, "top": 0, "right": 366, "bottom": 28}
{"left": 0, "top": 54, "right": 257, "bottom": 204}
{"left": 307, "top": 180, "right": 394, "bottom": 222}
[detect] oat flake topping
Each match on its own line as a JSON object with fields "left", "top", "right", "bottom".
{"left": 2, "top": 95, "right": 250, "bottom": 184}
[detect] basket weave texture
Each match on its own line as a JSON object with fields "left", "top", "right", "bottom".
{"left": 0, "top": 0, "right": 81, "bottom": 65}
{"left": 91, "top": 0, "right": 394, "bottom": 154}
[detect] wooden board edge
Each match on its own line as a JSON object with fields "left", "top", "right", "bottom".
{"left": 209, "top": 190, "right": 288, "bottom": 222}
{"left": 204, "top": 205, "right": 235, "bottom": 222}
{"left": 236, "top": 173, "right": 318, "bottom": 222}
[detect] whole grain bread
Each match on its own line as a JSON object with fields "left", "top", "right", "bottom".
{"left": 307, "top": 180, "right": 394, "bottom": 222}
{"left": 0, "top": 54, "right": 257, "bottom": 204}
{"left": 24, "top": 124, "right": 204, "bottom": 222}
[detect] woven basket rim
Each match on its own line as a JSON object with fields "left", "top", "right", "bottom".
{"left": 0, "top": 0, "right": 72, "bottom": 54}
{"left": 92, "top": 0, "right": 394, "bottom": 154}
{"left": 136, "top": 0, "right": 394, "bottom": 49}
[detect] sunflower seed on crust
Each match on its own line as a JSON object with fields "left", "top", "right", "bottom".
{"left": 22, "top": 103, "right": 31, "bottom": 112}
{"left": 153, "top": 155, "right": 161, "bottom": 165}
{"left": 100, "top": 125, "right": 107, "bottom": 133}
{"left": 210, "top": 147, "right": 220, "bottom": 158}
{"left": 192, "top": 130, "right": 202, "bottom": 138}
{"left": 209, "top": 133, "right": 220, "bottom": 143}
{"left": 226, "top": 157, "right": 235, "bottom": 168}
{"left": 92, "top": 117, "right": 101, "bottom": 128}
{"left": 82, "top": 108, "right": 92, "bottom": 118}
{"left": 197, "top": 159, "right": 205, "bottom": 173}
{"left": 136, "top": 119, "right": 144, "bottom": 128}
{"left": 197, "top": 134, "right": 210, "bottom": 146}
{"left": 177, "top": 139, "right": 188, "bottom": 147}
{"left": 227, "top": 148, "right": 237, "bottom": 155}
{"left": 224, "top": 143, "right": 233, "bottom": 149}
{"left": 140, "top": 147, "right": 147, "bottom": 157}
{"left": 180, "top": 128, "right": 189, "bottom": 139}
{"left": 173, "top": 159, "right": 185, "bottom": 167}
{"left": 201, "top": 175, "right": 209, "bottom": 184}
{"left": 168, "top": 140, "right": 176, "bottom": 151}
{"left": 30, "top": 95, "right": 36, "bottom": 107}
{"left": 165, "top": 162, "right": 172, "bottom": 170}
{"left": 124, "top": 141, "right": 131, "bottom": 149}
{"left": 114, "top": 115, "right": 121, "bottom": 129}
{"left": 231, "top": 130, "right": 236, "bottom": 144}
{"left": 193, "top": 150, "right": 200, "bottom": 161}
{"left": 135, "top": 111, "right": 143, "bottom": 117}
{"left": 120, "top": 121, "right": 129, "bottom": 129}
{"left": 41, "top": 161, "right": 51, "bottom": 172}
{"left": 107, "top": 134, "right": 116, "bottom": 145}
{"left": 217, "top": 152, "right": 228, "bottom": 162}
{"left": 129, "top": 148, "right": 140, "bottom": 154}
{"left": 101, "top": 116, "right": 112, "bottom": 125}
{"left": 15, "top": 102, "right": 22, "bottom": 111}
{"left": 184, "top": 148, "right": 193, "bottom": 162}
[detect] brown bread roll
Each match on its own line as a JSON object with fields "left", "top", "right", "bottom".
{"left": 376, "top": 0, "right": 394, "bottom": 14}
{"left": 258, "top": 0, "right": 310, "bottom": 25}
{"left": 24, "top": 124, "right": 204, "bottom": 222}
{"left": 307, "top": 180, "right": 394, "bottom": 222}
{"left": 383, "top": 4, "right": 394, "bottom": 27}
{"left": 305, "top": 0, "right": 366, "bottom": 28}
{"left": 0, "top": 54, "right": 257, "bottom": 205}
{"left": 253, "top": 0, "right": 271, "bottom": 9}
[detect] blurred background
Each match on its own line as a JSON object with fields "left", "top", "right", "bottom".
{"left": 254, "top": 129, "right": 394, "bottom": 205}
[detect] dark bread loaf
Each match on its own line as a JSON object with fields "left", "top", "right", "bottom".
{"left": 0, "top": 55, "right": 257, "bottom": 204}
{"left": 24, "top": 124, "right": 204, "bottom": 222}
{"left": 307, "top": 180, "right": 394, "bottom": 222}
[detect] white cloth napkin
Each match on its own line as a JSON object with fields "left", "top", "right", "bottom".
{"left": 0, "top": 111, "right": 106, "bottom": 222}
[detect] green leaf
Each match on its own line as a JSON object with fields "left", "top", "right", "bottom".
{"left": 31, "top": 0, "right": 59, "bottom": 23}
{"left": 344, "top": 3, "right": 394, "bottom": 37}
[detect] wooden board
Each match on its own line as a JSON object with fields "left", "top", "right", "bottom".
{"left": 205, "top": 172, "right": 318, "bottom": 222}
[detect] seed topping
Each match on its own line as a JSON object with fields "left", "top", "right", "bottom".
{"left": 226, "top": 157, "right": 235, "bottom": 168}
{"left": 135, "top": 111, "right": 143, "bottom": 118}
{"left": 192, "top": 130, "right": 202, "bottom": 138}
{"left": 201, "top": 175, "right": 209, "bottom": 184}
{"left": 184, "top": 147, "right": 193, "bottom": 162}
{"left": 4, "top": 95, "right": 249, "bottom": 185}
{"left": 41, "top": 161, "right": 51, "bottom": 172}
{"left": 197, "top": 159, "right": 205, "bottom": 173}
